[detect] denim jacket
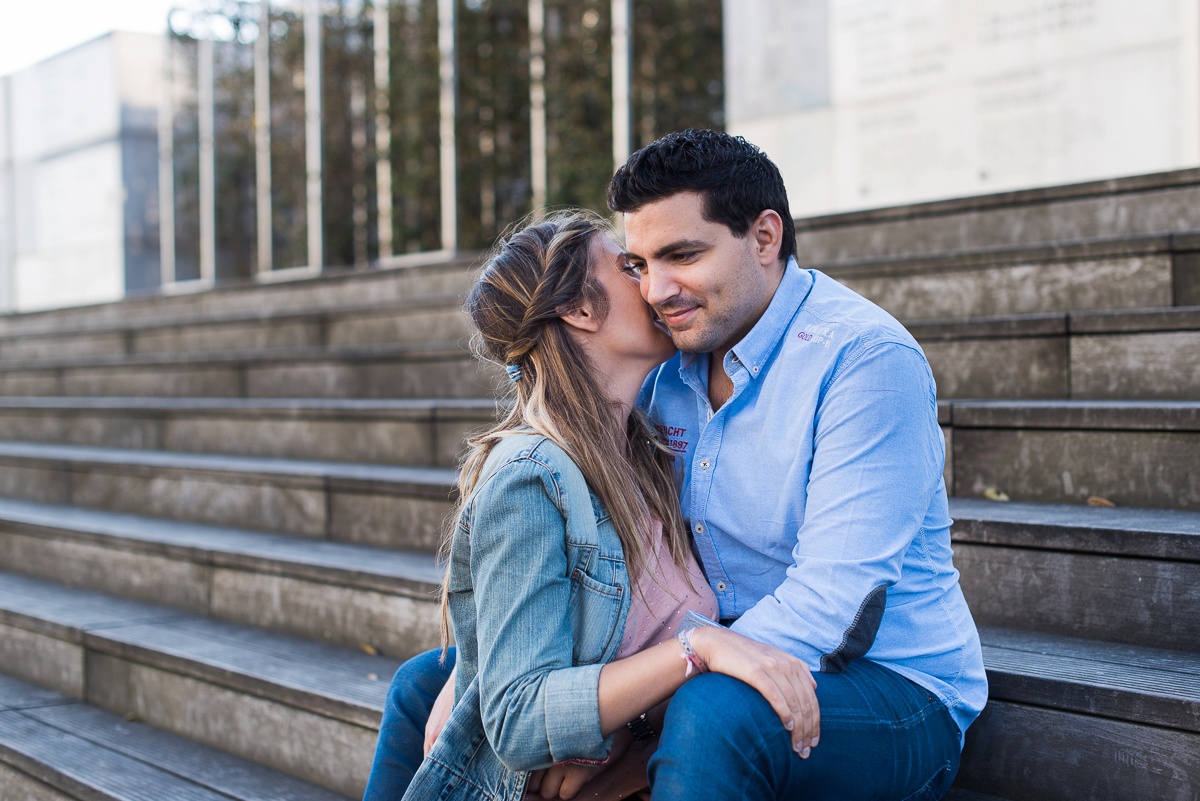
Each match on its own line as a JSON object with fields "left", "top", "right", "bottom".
{"left": 403, "top": 433, "right": 633, "bottom": 801}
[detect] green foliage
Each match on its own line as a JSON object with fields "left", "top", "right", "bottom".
{"left": 166, "top": 0, "right": 722, "bottom": 275}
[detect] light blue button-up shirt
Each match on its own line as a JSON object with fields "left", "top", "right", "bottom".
{"left": 640, "top": 260, "right": 987, "bottom": 736}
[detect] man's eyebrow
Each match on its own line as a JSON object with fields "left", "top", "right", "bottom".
{"left": 626, "top": 238, "right": 709, "bottom": 261}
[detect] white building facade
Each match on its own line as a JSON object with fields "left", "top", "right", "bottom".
{"left": 0, "top": 32, "right": 163, "bottom": 312}
{"left": 725, "top": 0, "right": 1200, "bottom": 218}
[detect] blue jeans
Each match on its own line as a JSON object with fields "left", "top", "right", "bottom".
{"left": 649, "top": 658, "right": 961, "bottom": 800}
{"left": 362, "top": 647, "right": 456, "bottom": 801}
{"left": 364, "top": 650, "right": 958, "bottom": 801}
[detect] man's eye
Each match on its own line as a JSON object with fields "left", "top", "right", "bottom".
{"left": 620, "top": 261, "right": 645, "bottom": 276}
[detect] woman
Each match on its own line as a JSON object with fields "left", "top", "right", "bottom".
{"left": 384, "top": 211, "right": 817, "bottom": 801}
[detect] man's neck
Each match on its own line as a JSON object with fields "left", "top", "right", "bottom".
{"left": 707, "top": 348, "right": 735, "bottom": 410}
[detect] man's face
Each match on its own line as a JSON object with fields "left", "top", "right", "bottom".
{"left": 622, "top": 191, "right": 777, "bottom": 355}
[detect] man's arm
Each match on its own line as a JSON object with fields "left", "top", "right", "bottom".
{"left": 731, "top": 341, "right": 945, "bottom": 668}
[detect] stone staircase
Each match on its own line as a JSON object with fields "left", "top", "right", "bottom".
{"left": 1, "top": 168, "right": 1198, "bottom": 800}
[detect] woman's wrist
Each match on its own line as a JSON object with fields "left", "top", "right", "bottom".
{"left": 675, "top": 611, "right": 722, "bottom": 677}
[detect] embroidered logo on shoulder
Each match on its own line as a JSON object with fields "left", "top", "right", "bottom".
{"left": 797, "top": 323, "right": 836, "bottom": 348}
{"left": 654, "top": 424, "right": 689, "bottom": 454}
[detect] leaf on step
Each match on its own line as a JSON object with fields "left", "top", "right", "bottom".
{"left": 359, "top": 642, "right": 378, "bottom": 656}
{"left": 1087, "top": 496, "right": 1117, "bottom": 507}
{"left": 982, "top": 487, "right": 1010, "bottom": 502}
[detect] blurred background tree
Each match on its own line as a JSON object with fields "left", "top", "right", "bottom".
{"left": 165, "top": 0, "right": 722, "bottom": 277}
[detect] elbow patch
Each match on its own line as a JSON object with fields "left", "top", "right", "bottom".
{"left": 820, "top": 585, "right": 887, "bottom": 673}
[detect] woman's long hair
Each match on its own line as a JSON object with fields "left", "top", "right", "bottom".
{"left": 440, "top": 210, "right": 690, "bottom": 647}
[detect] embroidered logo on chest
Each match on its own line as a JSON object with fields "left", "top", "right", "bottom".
{"left": 655, "top": 424, "right": 689, "bottom": 454}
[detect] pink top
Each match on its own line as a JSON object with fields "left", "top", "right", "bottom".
{"left": 558, "top": 521, "right": 719, "bottom": 800}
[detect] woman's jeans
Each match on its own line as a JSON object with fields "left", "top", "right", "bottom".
{"left": 363, "top": 648, "right": 960, "bottom": 801}
{"left": 362, "top": 647, "right": 456, "bottom": 801}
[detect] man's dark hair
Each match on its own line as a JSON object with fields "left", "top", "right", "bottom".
{"left": 607, "top": 128, "right": 796, "bottom": 263}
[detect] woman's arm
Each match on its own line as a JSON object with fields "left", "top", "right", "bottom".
{"left": 465, "top": 456, "right": 819, "bottom": 772}
{"left": 596, "top": 624, "right": 819, "bottom": 754}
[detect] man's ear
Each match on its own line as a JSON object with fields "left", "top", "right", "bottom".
{"left": 559, "top": 300, "right": 602, "bottom": 333}
{"left": 751, "top": 210, "right": 784, "bottom": 266}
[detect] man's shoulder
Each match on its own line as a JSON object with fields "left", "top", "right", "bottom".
{"left": 794, "top": 269, "right": 921, "bottom": 355}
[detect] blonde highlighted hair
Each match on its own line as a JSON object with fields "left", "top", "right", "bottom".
{"left": 440, "top": 210, "right": 690, "bottom": 647}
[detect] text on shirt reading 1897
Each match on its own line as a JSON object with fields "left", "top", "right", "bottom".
{"left": 655, "top": 424, "right": 689, "bottom": 454}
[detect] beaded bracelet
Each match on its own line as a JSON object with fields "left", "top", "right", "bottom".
{"left": 675, "top": 610, "right": 721, "bottom": 677}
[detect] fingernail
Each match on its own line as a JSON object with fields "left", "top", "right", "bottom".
{"left": 785, "top": 720, "right": 794, "bottom": 731}
{"left": 810, "top": 736, "right": 819, "bottom": 748}
{"left": 800, "top": 747, "right": 811, "bottom": 759}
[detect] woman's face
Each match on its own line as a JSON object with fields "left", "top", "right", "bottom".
{"left": 588, "top": 233, "right": 678, "bottom": 370}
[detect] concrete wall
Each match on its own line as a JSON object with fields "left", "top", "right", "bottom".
{"left": 726, "top": 0, "right": 1200, "bottom": 218}
{"left": 0, "top": 32, "right": 161, "bottom": 313}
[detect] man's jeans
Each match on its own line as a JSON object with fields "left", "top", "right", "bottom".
{"left": 362, "top": 648, "right": 960, "bottom": 801}
{"left": 362, "top": 647, "right": 456, "bottom": 801}
{"left": 649, "top": 658, "right": 961, "bottom": 800}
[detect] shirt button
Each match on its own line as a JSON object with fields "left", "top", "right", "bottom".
{"left": 731, "top": 355, "right": 740, "bottom": 363}
{"left": 751, "top": 366, "right": 759, "bottom": 374}
{"left": 716, "top": 581, "right": 727, "bottom": 592}
{"left": 694, "top": 523, "right": 705, "bottom": 534}
{"left": 699, "top": 458, "right": 711, "bottom": 470}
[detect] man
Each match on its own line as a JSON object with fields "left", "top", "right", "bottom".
{"left": 608, "top": 128, "right": 985, "bottom": 799}
{"left": 363, "top": 129, "right": 986, "bottom": 800}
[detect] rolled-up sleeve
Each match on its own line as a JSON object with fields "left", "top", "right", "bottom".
{"left": 468, "top": 458, "right": 611, "bottom": 770}
{"left": 732, "top": 342, "right": 944, "bottom": 670}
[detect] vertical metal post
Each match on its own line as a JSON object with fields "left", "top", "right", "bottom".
{"left": 437, "top": 0, "right": 457, "bottom": 252}
{"left": 198, "top": 33, "right": 216, "bottom": 285}
{"left": 374, "top": 0, "right": 394, "bottom": 259}
{"left": 157, "top": 34, "right": 176, "bottom": 287}
{"left": 305, "top": 0, "right": 324, "bottom": 269}
{"left": 529, "top": 0, "right": 547, "bottom": 211}
{"left": 611, "top": 0, "right": 632, "bottom": 172}
{"left": 255, "top": 0, "right": 273, "bottom": 274}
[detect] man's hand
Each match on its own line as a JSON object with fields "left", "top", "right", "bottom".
{"left": 423, "top": 667, "right": 456, "bottom": 755}
{"left": 526, "top": 763, "right": 608, "bottom": 799}
{"left": 689, "top": 626, "right": 820, "bottom": 757}
{"left": 525, "top": 726, "right": 635, "bottom": 799}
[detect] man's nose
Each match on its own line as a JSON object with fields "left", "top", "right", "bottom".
{"left": 640, "top": 266, "right": 677, "bottom": 307}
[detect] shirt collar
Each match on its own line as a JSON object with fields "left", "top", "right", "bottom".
{"left": 726, "top": 257, "right": 813, "bottom": 380}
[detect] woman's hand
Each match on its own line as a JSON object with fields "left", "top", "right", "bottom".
{"left": 688, "top": 626, "right": 820, "bottom": 757}
{"left": 423, "top": 667, "right": 457, "bottom": 755}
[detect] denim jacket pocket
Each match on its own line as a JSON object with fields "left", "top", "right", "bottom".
{"left": 568, "top": 562, "right": 625, "bottom": 665}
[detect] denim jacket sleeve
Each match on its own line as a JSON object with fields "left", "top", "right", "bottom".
{"left": 464, "top": 452, "right": 610, "bottom": 770}
{"left": 732, "top": 341, "right": 946, "bottom": 670}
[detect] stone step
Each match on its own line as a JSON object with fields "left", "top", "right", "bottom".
{"left": 945, "top": 400, "right": 1200, "bottom": 510}
{"left": 0, "top": 341, "right": 501, "bottom": 399}
{"left": 0, "top": 573, "right": 399, "bottom": 798}
{"left": 957, "top": 626, "right": 1200, "bottom": 801}
{"left": 912, "top": 305, "right": 1200, "bottom": 400}
{"left": 949, "top": 498, "right": 1200, "bottom": 651}
{"left": 4, "top": 570, "right": 1193, "bottom": 800}
{"left": 794, "top": 167, "right": 1200, "bottom": 265}
{"left": 0, "top": 295, "right": 471, "bottom": 365}
{"left": 0, "top": 672, "right": 349, "bottom": 800}
{"left": 0, "top": 396, "right": 498, "bottom": 468}
{"left": 0, "top": 498, "right": 442, "bottom": 657}
{"left": 0, "top": 253, "right": 478, "bottom": 338}
{"left": 0, "top": 441, "right": 457, "bottom": 551}
{"left": 821, "top": 232, "right": 1199, "bottom": 321}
